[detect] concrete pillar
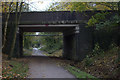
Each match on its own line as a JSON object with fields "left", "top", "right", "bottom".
{"left": 63, "top": 27, "right": 78, "bottom": 60}
{"left": 63, "top": 24, "right": 93, "bottom": 61}
{"left": 63, "top": 33, "right": 76, "bottom": 60}
{"left": 19, "top": 29, "right": 23, "bottom": 57}
{"left": 76, "top": 24, "right": 93, "bottom": 61}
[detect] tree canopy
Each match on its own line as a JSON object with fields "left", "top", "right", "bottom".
{"left": 48, "top": 2, "right": 119, "bottom": 11}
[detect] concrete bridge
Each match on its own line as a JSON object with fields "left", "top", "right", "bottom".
{"left": 3, "top": 10, "right": 117, "bottom": 61}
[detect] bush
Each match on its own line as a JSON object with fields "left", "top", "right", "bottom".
{"left": 87, "top": 13, "right": 120, "bottom": 50}
{"left": 92, "top": 43, "right": 104, "bottom": 56}
{"left": 84, "top": 55, "right": 94, "bottom": 66}
{"left": 109, "top": 43, "right": 117, "bottom": 50}
{"left": 39, "top": 33, "right": 63, "bottom": 54}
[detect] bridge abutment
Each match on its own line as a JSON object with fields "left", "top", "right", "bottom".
{"left": 63, "top": 33, "right": 76, "bottom": 60}
{"left": 19, "top": 29, "right": 23, "bottom": 57}
{"left": 63, "top": 24, "right": 93, "bottom": 61}
{"left": 17, "top": 24, "right": 93, "bottom": 61}
{"left": 76, "top": 24, "right": 93, "bottom": 61}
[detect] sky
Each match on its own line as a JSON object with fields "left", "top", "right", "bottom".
{"left": 36, "top": 32, "right": 39, "bottom": 35}
{"left": 25, "top": 0, "right": 56, "bottom": 11}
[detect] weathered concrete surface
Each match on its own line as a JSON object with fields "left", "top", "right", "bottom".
{"left": 63, "top": 33, "right": 76, "bottom": 60}
{"left": 28, "top": 56, "right": 76, "bottom": 78}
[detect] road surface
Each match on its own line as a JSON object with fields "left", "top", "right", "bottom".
{"left": 27, "top": 48, "right": 76, "bottom": 78}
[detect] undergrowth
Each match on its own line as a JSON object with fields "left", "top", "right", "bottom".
{"left": 54, "top": 43, "right": 119, "bottom": 79}
{"left": 2, "top": 54, "right": 29, "bottom": 79}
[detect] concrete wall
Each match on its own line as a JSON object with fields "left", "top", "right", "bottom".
{"left": 3, "top": 10, "right": 117, "bottom": 25}
{"left": 63, "top": 24, "right": 93, "bottom": 61}
{"left": 63, "top": 33, "right": 76, "bottom": 60}
{"left": 76, "top": 24, "right": 93, "bottom": 61}
{"left": 9, "top": 11, "right": 93, "bottom": 25}
{"left": 19, "top": 29, "right": 23, "bottom": 57}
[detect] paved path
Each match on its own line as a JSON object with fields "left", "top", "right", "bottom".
{"left": 32, "top": 48, "right": 45, "bottom": 56}
{"left": 27, "top": 49, "right": 76, "bottom": 78}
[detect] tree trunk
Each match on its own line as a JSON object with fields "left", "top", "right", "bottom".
{"left": 18, "top": 2, "right": 24, "bottom": 22}
{"left": 8, "top": 2, "right": 23, "bottom": 59}
{"left": 2, "top": 2, "right": 13, "bottom": 49}
{"left": 13, "top": 2, "right": 24, "bottom": 58}
{"left": 8, "top": 2, "right": 18, "bottom": 60}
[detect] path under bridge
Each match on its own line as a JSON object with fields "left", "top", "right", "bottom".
{"left": 3, "top": 10, "right": 117, "bottom": 61}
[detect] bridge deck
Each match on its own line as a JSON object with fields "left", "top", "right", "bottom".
{"left": 19, "top": 24, "right": 78, "bottom": 32}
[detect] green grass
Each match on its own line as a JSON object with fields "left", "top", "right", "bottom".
{"left": 66, "top": 65, "right": 99, "bottom": 79}
{"left": 24, "top": 53, "right": 32, "bottom": 56}
{"left": 43, "top": 49, "right": 62, "bottom": 57}
{"left": 23, "top": 48, "right": 32, "bottom": 56}
{"left": 2, "top": 59, "right": 29, "bottom": 78}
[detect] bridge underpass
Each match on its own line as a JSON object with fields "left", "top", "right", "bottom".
{"left": 18, "top": 24, "right": 92, "bottom": 61}
{"left": 19, "top": 24, "right": 78, "bottom": 60}
{"left": 5, "top": 11, "right": 99, "bottom": 61}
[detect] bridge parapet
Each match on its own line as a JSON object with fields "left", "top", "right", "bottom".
{"left": 2, "top": 10, "right": 117, "bottom": 25}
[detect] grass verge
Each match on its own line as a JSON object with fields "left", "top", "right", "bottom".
{"left": 53, "top": 46, "right": 119, "bottom": 79}
{"left": 23, "top": 48, "right": 32, "bottom": 56}
{"left": 43, "top": 49, "right": 62, "bottom": 57}
{"left": 2, "top": 54, "right": 29, "bottom": 78}
{"left": 66, "top": 65, "right": 96, "bottom": 78}
{"left": 64, "top": 65, "right": 101, "bottom": 80}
